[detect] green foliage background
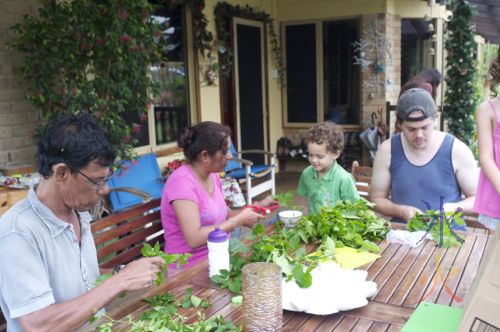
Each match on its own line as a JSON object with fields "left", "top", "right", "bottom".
{"left": 9, "top": 0, "right": 165, "bottom": 161}
{"left": 444, "top": 0, "right": 480, "bottom": 147}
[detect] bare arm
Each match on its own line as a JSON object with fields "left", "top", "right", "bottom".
{"left": 371, "top": 139, "right": 423, "bottom": 221}
{"left": 444, "top": 137, "right": 479, "bottom": 213}
{"left": 477, "top": 101, "right": 500, "bottom": 193}
{"left": 19, "top": 256, "right": 164, "bottom": 332}
{"left": 172, "top": 199, "right": 263, "bottom": 249}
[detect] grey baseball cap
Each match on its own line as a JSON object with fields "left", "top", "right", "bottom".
{"left": 397, "top": 88, "right": 437, "bottom": 122}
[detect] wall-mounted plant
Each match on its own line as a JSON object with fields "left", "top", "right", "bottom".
{"left": 214, "top": 2, "right": 284, "bottom": 85}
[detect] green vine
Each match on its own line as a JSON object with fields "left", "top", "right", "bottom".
{"left": 9, "top": 0, "right": 166, "bottom": 161}
{"left": 444, "top": 0, "right": 480, "bottom": 146}
{"left": 165, "top": 0, "right": 213, "bottom": 57}
{"left": 214, "top": 2, "right": 284, "bottom": 84}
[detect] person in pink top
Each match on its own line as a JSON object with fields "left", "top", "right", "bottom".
{"left": 474, "top": 49, "right": 500, "bottom": 230}
{"left": 161, "top": 121, "right": 274, "bottom": 272}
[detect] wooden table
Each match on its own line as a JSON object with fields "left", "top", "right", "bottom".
{"left": 83, "top": 226, "right": 490, "bottom": 331}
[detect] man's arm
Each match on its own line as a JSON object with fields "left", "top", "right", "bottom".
{"left": 446, "top": 138, "right": 479, "bottom": 214}
{"left": 18, "top": 256, "right": 164, "bottom": 332}
{"left": 371, "top": 139, "right": 422, "bottom": 221}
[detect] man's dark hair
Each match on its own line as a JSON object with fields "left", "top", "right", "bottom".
{"left": 37, "top": 113, "right": 116, "bottom": 178}
{"left": 178, "top": 121, "right": 231, "bottom": 163}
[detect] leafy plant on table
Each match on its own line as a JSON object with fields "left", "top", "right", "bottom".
{"left": 273, "top": 190, "right": 303, "bottom": 212}
{"left": 407, "top": 210, "right": 465, "bottom": 248}
{"left": 141, "top": 242, "right": 190, "bottom": 285}
{"left": 296, "top": 199, "right": 390, "bottom": 253}
{"left": 96, "top": 287, "right": 240, "bottom": 331}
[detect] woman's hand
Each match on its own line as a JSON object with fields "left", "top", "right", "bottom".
{"left": 254, "top": 195, "right": 278, "bottom": 207}
{"left": 234, "top": 208, "right": 264, "bottom": 228}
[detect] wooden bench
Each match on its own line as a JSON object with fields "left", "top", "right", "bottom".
{"left": 0, "top": 198, "right": 164, "bottom": 331}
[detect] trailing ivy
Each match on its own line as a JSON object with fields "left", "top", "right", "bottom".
{"left": 214, "top": 2, "right": 284, "bottom": 83}
{"left": 444, "top": 0, "right": 480, "bottom": 146}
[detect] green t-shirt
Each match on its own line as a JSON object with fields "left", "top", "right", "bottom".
{"left": 297, "top": 161, "right": 359, "bottom": 214}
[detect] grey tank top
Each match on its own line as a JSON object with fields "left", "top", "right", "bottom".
{"left": 390, "top": 133, "right": 461, "bottom": 218}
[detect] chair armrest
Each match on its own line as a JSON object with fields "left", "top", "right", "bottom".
{"left": 108, "top": 187, "right": 152, "bottom": 202}
{"left": 230, "top": 157, "right": 254, "bottom": 166}
{"left": 238, "top": 149, "right": 276, "bottom": 157}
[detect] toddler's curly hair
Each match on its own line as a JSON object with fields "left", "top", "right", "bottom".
{"left": 305, "top": 122, "right": 344, "bottom": 153}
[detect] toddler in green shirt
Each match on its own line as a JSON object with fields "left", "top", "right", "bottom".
{"left": 297, "top": 122, "right": 359, "bottom": 214}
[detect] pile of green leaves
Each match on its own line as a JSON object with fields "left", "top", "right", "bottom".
{"left": 211, "top": 199, "right": 390, "bottom": 292}
{"left": 97, "top": 288, "right": 240, "bottom": 332}
{"left": 296, "top": 199, "right": 390, "bottom": 252}
{"left": 407, "top": 210, "right": 465, "bottom": 248}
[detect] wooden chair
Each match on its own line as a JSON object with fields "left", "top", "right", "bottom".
{"left": 351, "top": 161, "right": 372, "bottom": 200}
{"left": 91, "top": 198, "right": 164, "bottom": 269}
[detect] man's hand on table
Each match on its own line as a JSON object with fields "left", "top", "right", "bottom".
{"left": 114, "top": 256, "right": 164, "bottom": 291}
{"left": 398, "top": 205, "right": 424, "bottom": 221}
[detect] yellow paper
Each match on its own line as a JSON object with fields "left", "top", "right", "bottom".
{"left": 334, "top": 247, "right": 380, "bottom": 270}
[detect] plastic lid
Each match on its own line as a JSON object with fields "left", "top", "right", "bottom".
{"left": 208, "top": 228, "right": 228, "bottom": 243}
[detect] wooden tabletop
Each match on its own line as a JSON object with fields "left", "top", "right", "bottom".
{"left": 82, "top": 226, "right": 490, "bottom": 332}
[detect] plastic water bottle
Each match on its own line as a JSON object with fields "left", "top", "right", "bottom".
{"left": 207, "top": 228, "right": 230, "bottom": 278}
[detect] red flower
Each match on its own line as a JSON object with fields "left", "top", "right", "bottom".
{"left": 120, "top": 34, "right": 132, "bottom": 43}
{"left": 96, "top": 38, "right": 105, "bottom": 46}
{"left": 122, "top": 135, "right": 132, "bottom": 143}
{"left": 117, "top": 10, "right": 129, "bottom": 20}
{"left": 132, "top": 123, "right": 142, "bottom": 133}
{"left": 153, "top": 31, "right": 162, "bottom": 38}
{"left": 80, "top": 43, "right": 90, "bottom": 51}
{"left": 95, "top": 111, "right": 103, "bottom": 119}
{"left": 139, "top": 112, "right": 148, "bottom": 122}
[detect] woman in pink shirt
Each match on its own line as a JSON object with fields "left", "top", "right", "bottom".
{"left": 474, "top": 49, "right": 500, "bottom": 230}
{"left": 161, "top": 121, "right": 271, "bottom": 271}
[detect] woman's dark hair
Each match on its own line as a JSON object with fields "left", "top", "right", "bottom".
{"left": 400, "top": 68, "right": 442, "bottom": 100}
{"left": 178, "top": 121, "right": 231, "bottom": 163}
{"left": 490, "top": 48, "right": 499, "bottom": 96}
{"left": 37, "top": 113, "right": 116, "bottom": 178}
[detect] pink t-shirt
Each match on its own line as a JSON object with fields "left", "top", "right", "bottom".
{"left": 161, "top": 164, "right": 228, "bottom": 268}
{"left": 474, "top": 100, "right": 500, "bottom": 218}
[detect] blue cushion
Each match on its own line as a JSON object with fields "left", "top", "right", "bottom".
{"left": 107, "top": 153, "right": 164, "bottom": 212}
{"left": 226, "top": 164, "right": 269, "bottom": 180}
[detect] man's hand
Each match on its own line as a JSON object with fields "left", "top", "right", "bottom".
{"left": 398, "top": 205, "right": 424, "bottom": 221}
{"left": 115, "top": 256, "right": 164, "bottom": 291}
{"left": 443, "top": 202, "right": 462, "bottom": 213}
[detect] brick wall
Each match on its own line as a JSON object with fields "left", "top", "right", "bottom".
{"left": 0, "top": 0, "right": 39, "bottom": 165}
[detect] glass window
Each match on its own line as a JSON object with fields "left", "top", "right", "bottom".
{"left": 401, "top": 19, "right": 434, "bottom": 86}
{"left": 283, "top": 19, "right": 360, "bottom": 126}
{"left": 127, "top": 3, "right": 190, "bottom": 148}
{"left": 323, "top": 20, "right": 360, "bottom": 125}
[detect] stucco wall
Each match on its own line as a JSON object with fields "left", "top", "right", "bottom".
{"left": 0, "top": 0, "right": 39, "bottom": 165}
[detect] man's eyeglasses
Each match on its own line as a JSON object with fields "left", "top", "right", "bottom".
{"left": 73, "top": 168, "right": 113, "bottom": 189}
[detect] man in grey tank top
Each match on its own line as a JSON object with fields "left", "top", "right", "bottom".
{"left": 371, "top": 88, "right": 478, "bottom": 223}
